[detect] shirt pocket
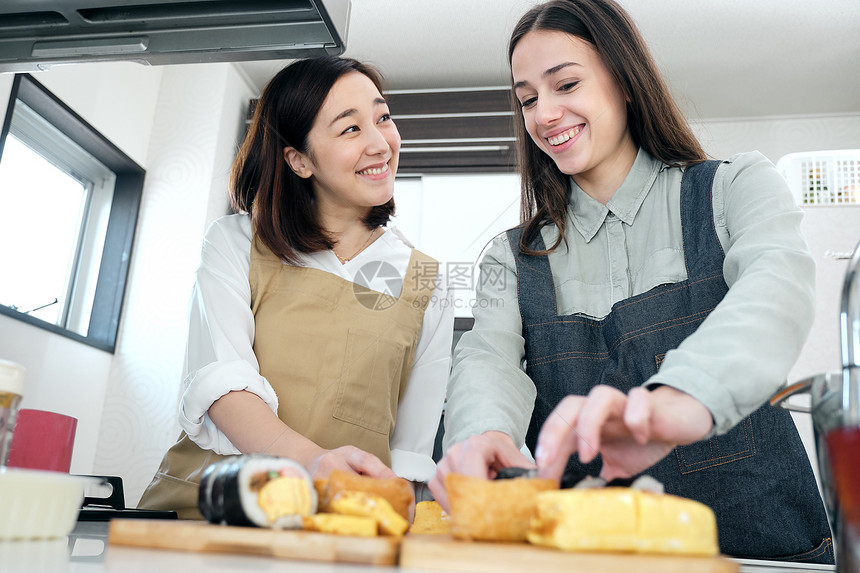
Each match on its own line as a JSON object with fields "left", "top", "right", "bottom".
{"left": 332, "top": 328, "right": 405, "bottom": 434}
{"left": 631, "top": 247, "right": 687, "bottom": 294}
{"left": 674, "top": 417, "right": 756, "bottom": 474}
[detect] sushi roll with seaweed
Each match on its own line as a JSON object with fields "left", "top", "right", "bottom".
{"left": 198, "top": 455, "right": 235, "bottom": 524}
{"left": 198, "top": 454, "right": 317, "bottom": 529}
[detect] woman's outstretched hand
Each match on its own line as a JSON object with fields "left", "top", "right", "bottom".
{"left": 306, "top": 445, "right": 398, "bottom": 480}
{"left": 307, "top": 445, "right": 415, "bottom": 522}
{"left": 535, "top": 385, "right": 714, "bottom": 482}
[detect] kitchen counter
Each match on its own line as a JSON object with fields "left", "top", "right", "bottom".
{"left": 0, "top": 521, "right": 837, "bottom": 573}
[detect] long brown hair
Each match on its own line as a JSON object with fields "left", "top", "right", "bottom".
{"left": 230, "top": 56, "right": 395, "bottom": 264}
{"left": 509, "top": 0, "right": 707, "bottom": 254}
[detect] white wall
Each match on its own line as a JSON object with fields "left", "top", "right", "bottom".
{"left": 0, "top": 74, "right": 14, "bottom": 131}
{"left": 694, "top": 113, "right": 860, "bottom": 167}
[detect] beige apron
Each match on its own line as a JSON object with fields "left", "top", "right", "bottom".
{"left": 138, "top": 235, "right": 437, "bottom": 519}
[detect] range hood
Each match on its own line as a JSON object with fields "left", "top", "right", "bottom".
{"left": 0, "top": 0, "right": 350, "bottom": 72}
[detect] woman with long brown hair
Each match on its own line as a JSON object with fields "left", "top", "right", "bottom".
{"left": 432, "top": 0, "right": 831, "bottom": 563}
{"left": 140, "top": 56, "right": 454, "bottom": 519}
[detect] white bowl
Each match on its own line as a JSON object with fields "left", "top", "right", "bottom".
{"left": 0, "top": 468, "right": 94, "bottom": 540}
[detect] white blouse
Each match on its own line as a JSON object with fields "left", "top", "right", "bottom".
{"left": 178, "top": 214, "right": 454, "bottom": 482}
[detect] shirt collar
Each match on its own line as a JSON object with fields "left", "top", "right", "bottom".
{"left": 568, "top": 149, "right": 664, "bottom": 242}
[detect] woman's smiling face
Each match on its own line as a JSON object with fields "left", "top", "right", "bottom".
{"left": 512, "top": 30, "right": 635, "bottom": 194}
{"left": 288, "top": 71, "right": 401, "bottom": 215}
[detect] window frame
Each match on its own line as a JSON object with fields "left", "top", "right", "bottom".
{"left": 0, "top": 73, "right": 144, "bottom": 353}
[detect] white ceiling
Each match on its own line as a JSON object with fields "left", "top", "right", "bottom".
{"left": 237, "top": 0, "right": 860, "bottom": 121}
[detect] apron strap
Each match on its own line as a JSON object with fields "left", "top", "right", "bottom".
{"left": 398, "top": 248, "right": 439, "bottom": 312}
{"left": 680, "top": 160, "right": 725, "bottom": 280}
{"left": 508, "top": 224, "right": 558, "bottom": 320}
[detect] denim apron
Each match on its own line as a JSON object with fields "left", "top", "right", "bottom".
{"left": 508, "top": 161, "right": 833, "bottom": 563}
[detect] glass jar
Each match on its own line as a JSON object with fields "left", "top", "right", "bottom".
{"left": 0, "top": 359, "right": 25, "bottom": 467}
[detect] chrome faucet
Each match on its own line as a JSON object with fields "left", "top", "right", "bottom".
{"left": 841, "top": 239, "right": 860, "bottom": 426}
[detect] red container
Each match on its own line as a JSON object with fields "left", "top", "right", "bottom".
{"left": 826, "top": 426, "right": 860, "bottom": 527}
{"left": 6, "top": 409, "right": 77, "bottom": 473}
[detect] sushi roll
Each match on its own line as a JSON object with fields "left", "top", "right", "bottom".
{"left": 198, "top": 454, "right": 317, "bottom": 529}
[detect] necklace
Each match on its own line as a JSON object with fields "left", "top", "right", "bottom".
{"left": 334, "top": 228, "right": 377, "bottom": 264}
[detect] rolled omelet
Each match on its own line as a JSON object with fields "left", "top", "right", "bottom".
{"left": 257, "top": 474, "right": 315, "bottom": 526}
{"left": 329, "top": 491, "right": 409, "bottom": 536}
{"left": 634, "top": 490, "right": 719, "bottom": 555}
{"left": 321, "top": 470, "right": 413, "bottom": 521}
{"left": 527, "top": 487, "right": 719, "bottom": 556}
{"left": 302, "top": 513, "right": 378, "bottom": 537}
{"left": 527, "top": 487, "right": 637, "bottom": 552}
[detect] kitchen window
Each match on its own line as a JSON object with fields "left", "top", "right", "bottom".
{"left": 391, "top": 172, "right": 520, "bottom": 319}
{"left": 0, "top": 74, "right": 144, "bottom": 353}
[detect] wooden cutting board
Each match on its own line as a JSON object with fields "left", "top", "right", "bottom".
{"left": 400, "top": 534, "right": 739, "bottom": 573}
{"left": 108, "top": 519, "right": 399, "bottom": 565}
